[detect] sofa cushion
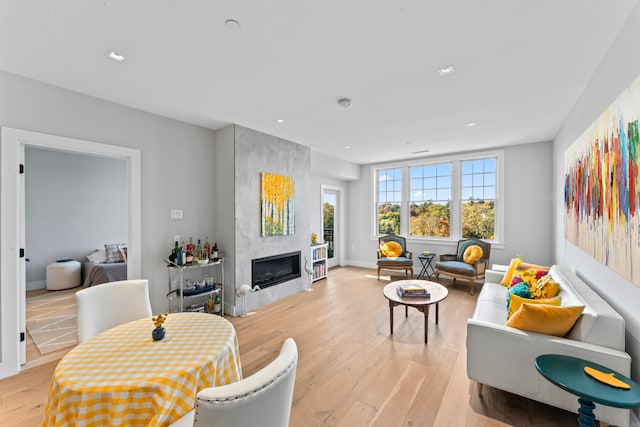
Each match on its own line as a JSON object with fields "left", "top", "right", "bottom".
{"left": 510, "top": 263, "right": 549, "bottom": 287}
{"left": 530, "top": 275, "right": 561, "bottom": 299}
{"left": 500, "top": 257, "right": 520, "bottom": 286}
{"left": 506, "top": 282, "right": 531, "bottom": 312}
{"left": 506, "top": 304, "right": 585, "bottom": 337}
{"left": 508, "top": 294, "right": 561, "bottom": 319}
{"left": 434, "top": 260, "right": 476, "bottom": 277}
{"left": 550, "top": 266, "right": 625, "bottom": 351}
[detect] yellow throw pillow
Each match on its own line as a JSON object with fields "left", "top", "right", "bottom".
{"left": 530, "top": 275, "right": 561, "bottom": 299}
{"left": 507, "top": 294, "right": 561, "bottom": 319}
{"left": 381, "top": 241, "right": 403, "bottom": 258}
{"left": 500, "top": 257, "right": 521, "bottom": 286}
{"left": 463, "top": 245, "right": 483, "bottom": 264}
{"left": 506, "top": 304, "right": 584, "bottom": 337}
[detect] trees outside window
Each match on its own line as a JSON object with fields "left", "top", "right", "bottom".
{"left": 374, "top": 154, "right": 499, "bottom": 241}
{"left": 461, "top": 159, "right": 496, "bottom": 240}
{"left": 377, "top": 168, "right": 401, "bottom": 234}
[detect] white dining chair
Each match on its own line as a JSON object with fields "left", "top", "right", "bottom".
{"left": 76, "top": 279, "right": 153, "bottom": 343}
{"left": 170, "top": 337, "right": 298, "bottom": 427}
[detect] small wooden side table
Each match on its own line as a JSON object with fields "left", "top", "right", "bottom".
{"left": 535, "top": 354, "right": 640, "bottom": 427}
{"left": 383, "top": 280, "right": 448, "bottom": 343}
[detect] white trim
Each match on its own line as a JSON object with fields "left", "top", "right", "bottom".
{"left": 0, "top": 127, "right": 141, "bottom": 379}
{"left": 371, "top": 149, "right": 505, "bottom": 245}
{"left": 321, "top": 184, "right": 345, "bottom": 267}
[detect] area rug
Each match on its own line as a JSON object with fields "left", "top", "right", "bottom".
{"left": 26, "top": 286, "right": 78, "bottom": 355}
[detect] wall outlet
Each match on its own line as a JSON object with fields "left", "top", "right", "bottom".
{"left": 173, "top": 235, "right": 180, "bottom": 244}
{"left": 170, "top": 210, "right": 183, "bottom": 220}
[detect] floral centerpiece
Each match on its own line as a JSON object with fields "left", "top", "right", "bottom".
{"left": 151, "top": 313, "right": 168, "bottom": 341}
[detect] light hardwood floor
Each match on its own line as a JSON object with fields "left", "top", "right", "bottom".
{"left": 1, "top": 266, "right": 596, "bottom": 426}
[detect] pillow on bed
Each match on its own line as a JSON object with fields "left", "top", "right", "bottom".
{"left": 87, "top": 249, "right": 107, "bottom": 263}
{"left": 104, "top": 243, "right": 126, "bottom": 263}
{"left": 119, "top": 245, "right": 128, "bottom": 262}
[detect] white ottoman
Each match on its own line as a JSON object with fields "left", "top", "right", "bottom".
{"left": 46, "top": 259, "right": 81, "bottom": 290}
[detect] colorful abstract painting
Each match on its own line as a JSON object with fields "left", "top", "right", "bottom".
{"left": 564, "top": 74, "right": 640, "bottom": 286}
{"left": 261, "top": 172, "right": 295, "bottom": 236}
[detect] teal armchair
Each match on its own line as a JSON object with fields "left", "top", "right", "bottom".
{"left": 434, "top": 238, "right": 490, "bottom": 295}
{"left": 376, "top": 233, "right": 413, "bottom": 280}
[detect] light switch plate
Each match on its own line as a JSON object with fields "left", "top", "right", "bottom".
{"left": 170, "top": 210, "right": 183, "bottom": 220}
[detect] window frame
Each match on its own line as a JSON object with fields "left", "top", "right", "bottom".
{"left": 371, "top": 150, "right": 504, "bottom": 246}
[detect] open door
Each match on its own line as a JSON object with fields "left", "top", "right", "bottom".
{"left": 321, "top": 185, "right": 345, "bottom": 268}
{"left": 0, "top": 127, "right": 141, "bottom": 379}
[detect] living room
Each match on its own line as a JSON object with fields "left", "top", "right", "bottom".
{"left": 2, "top": 1, "right": 640, "bottom": 426}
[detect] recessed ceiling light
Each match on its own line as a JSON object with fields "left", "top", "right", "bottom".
{"left": 344, "top": 146, "right": 351, "bottom": 150}
{"left": 438, "top": 65, "right": 455, "bottom": 76}
{"left": 465, "top": 122, "right": 477, "bottom": 127}
{"left": 276, "top": 118, "right": 285, "bottom": 124}
{"left": 412, "top": 149, "right": 430, "bottom": 154}
{"left": 106, "top": 51, "right": 125, "bottom": 62}
{"left": 225, "top": 19, "right": 241, "bottom": 31}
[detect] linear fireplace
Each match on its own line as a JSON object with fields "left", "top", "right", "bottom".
{"left": 251, "top": 251, "right": 301, "bottom": 289}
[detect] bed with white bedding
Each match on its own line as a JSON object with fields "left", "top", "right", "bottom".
{"left": 82, "top": 245, "right": 128, "bottom": 287}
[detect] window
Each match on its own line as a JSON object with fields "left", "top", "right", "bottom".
{"left": 374, "top": 152, "right": 502, "bottom": 242}
{"left": 461, "top": 159, "right": 496, "bottom": 239}
{"left": 376, "top": 168, "right": 401, "bottom": 234}
{"left": 409, "top": 163, "right": 451, "bottom": 237}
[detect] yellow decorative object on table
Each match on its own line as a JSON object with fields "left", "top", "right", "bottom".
{"left": 151, "top": 312, "right": 168, "bottom": 341}
{"left": 584, "top": 366, "right": 631, "bottom": 389}
{"left": 43, "top": 312, "right": 242, "bottom": 427}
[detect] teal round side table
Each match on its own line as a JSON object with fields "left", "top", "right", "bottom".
{"left": 535, "top": 354, "right": 640, "bottom": 427}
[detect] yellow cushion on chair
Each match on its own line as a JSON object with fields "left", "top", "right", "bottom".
{"left": 463, "top": 245, "right": 483, "bottom": 264}
{"left": 381, "top": 241, "right": 403, "bottom": 258}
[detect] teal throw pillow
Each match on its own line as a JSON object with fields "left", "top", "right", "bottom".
{"left": 506, "top": 282, "right": 531, "bottom": 312}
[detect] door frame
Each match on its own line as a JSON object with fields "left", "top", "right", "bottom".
{"left": 0, "top": 127, "right": 141, "bottom": 379}
{"left": 321, "top": 184, "right": 345, "bottom": 268}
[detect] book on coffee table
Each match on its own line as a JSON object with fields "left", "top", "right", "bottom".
{"left": 396, "top": 284, "right": 430, "bottom": 298}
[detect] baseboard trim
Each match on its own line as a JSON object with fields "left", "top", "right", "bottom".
{"left": 26, "top": 280, "right": 46, "bottom": 291}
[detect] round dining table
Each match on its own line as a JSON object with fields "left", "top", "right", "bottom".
{"left": 43, "top": 312, "right": 242, "bottom": 427}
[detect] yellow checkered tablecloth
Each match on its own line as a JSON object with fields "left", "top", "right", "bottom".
{"left": 43, "top": 312, "right": 242, "bottom": 427}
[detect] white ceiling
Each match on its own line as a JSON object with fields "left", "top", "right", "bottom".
{"left": 1, "top": 1, "right": 637, "bottom": 165}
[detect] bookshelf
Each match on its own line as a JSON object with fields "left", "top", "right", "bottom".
{"left": 310, "top": 243, "right": 329, "bottom": 281}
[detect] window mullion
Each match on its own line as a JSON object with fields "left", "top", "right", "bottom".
{"left": 401, "top": 166, "right": 409, "bottom": 236}
{"left": 448, "top": 160, "right": 459, "bottom": 240}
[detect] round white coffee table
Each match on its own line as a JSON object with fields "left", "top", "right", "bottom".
{"left": 383, "top": 280, "right": 448, "bottom": 343}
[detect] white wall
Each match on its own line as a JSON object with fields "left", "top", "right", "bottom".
{"left": 0, "top": 70, "right": 217, "bottom": 312}
{"left": 346, "top": 142, "right": 554, "bottom": 271}
{"left": 553, "top": 1, "right": 640, "bottom": 387}
{"left": 25, "top": 147, "right": 128, "bottom": 290}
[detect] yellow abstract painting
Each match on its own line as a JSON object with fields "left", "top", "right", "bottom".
{"left": 261, "top": 172, "right": 295, "bottom": 236}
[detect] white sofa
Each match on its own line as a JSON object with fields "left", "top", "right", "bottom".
{"left": 467, "top": 265, "right": 632, "bottom": 426}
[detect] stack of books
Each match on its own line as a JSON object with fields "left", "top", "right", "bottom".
{"left": 396, "top": 283, "right": 430, "bottom": 298}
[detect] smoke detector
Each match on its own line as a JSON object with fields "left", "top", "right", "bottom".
{"left": 338, "top": 98, "right": 351, "bottom": 108}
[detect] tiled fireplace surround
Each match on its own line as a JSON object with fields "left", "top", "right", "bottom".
{"left": 216, "top": 125, "right": 311, "bottom": 316}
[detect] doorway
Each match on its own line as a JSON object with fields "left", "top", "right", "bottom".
{"left": 321, "top": 185, "right": 344, "bottom": 268}
{"left": 0, "top": 127, "right": 141, "bottom": 379}
{"left": 24, "top": 147, "right": 128, "bottom": 366}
